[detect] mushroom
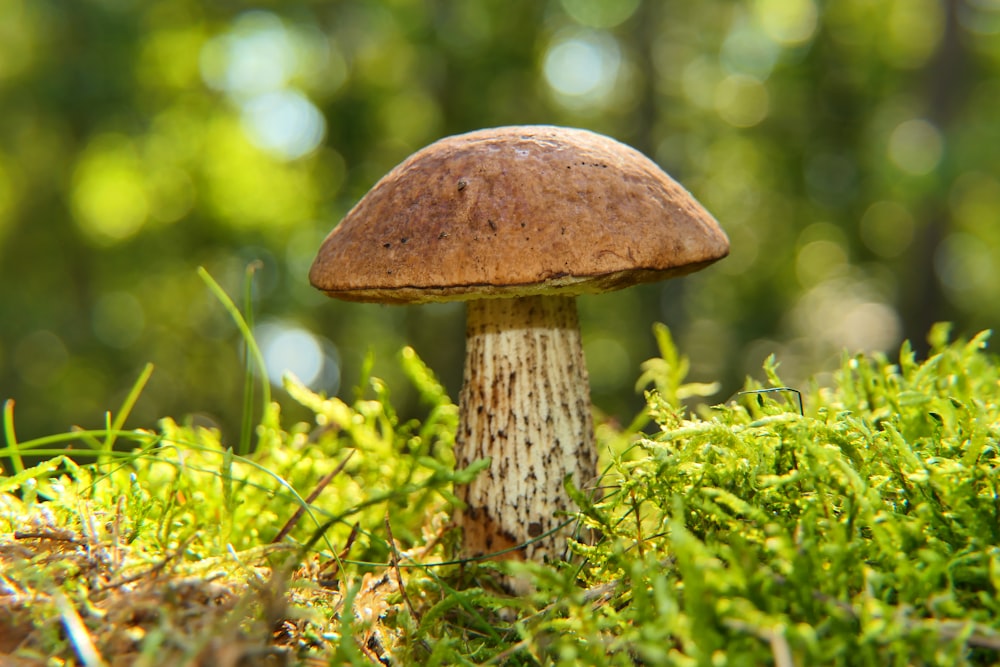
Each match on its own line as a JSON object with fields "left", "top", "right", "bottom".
{"left": 309, "top": 125, "right": 728, "bottom": 570}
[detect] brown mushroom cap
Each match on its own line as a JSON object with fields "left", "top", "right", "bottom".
{"left": 309, "top": 125, "right": 729, "bottom": 304}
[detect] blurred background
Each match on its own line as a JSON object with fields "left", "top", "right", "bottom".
{"left": 1, "top": 0, "right": 998, "bottom": 442}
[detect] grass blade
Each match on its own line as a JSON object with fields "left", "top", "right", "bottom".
{"left": 3, "top": 399, "right": 24, "bottom": 475}
{"left": 197, "top": 266, "right": 271, "bottom": 453}
{"left": 238, "top": 261, "right": 263, "bottom": 456}
{"left": 101, "top": 363, "right": 155, "bottom": 464}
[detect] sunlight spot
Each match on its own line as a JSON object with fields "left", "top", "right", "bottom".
{"left": 715, "top": 74, "right": 769, "bottom": 127}
{"left": 241, "top": 89, "right": 326, "bottom": 160}
{"left": 201, "top": 116, "right": 319, "bottom": 228}
{"left": 543, "top": 29, "right": 621, "bottom": 107}
{"left": 838, "top": 302, "right": 902, "bottom": 352}
{"left": 935, "top": 232, "right": 997, "bottom": 300}
{"left": 792, "top": 280, "right": 902, "bottom": 354}
{"left": 796, "top": 240, "right": 848, "bottom": 287}
{"left": 200, "top": 11, "right": 329, "bottom": 162}
{"left": 882, "top": 0, "right": 945, "bottom": 69}
{"left": 887, "top": 118, "right": 943, "bottom": 175}
{"left": 70, "top": 134, "right": 149, "bottom": 246}
{"left": 256, "top": 321, "right": 335, "bottom": 390}
{"left": 681, "top": 57, "right": 720, "bottom": 109}
{"left": 721, "top": 16, "right": 781, "bottom": 79}
{"left": 795, "top": 223, "right": 849, "bottom": 287}
{"left": 754, "top": 0, "right": 818, "bottom": 46}
{"left": 200, "top": 11, "right": 295, "bottom": 97}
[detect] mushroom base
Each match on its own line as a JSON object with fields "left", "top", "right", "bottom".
{"left": 455, "top": 295, "right": 597, "bottom": 566}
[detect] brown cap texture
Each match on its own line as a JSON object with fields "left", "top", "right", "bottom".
{"left": 309, "top": 125, "right": 729, "bottom": 304}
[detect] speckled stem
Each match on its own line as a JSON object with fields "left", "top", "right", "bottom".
{"left": 455, "top": 295, "right": 597, "bottom": 564}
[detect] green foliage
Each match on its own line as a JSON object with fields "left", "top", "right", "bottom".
{"left": 2, "top": 348, "right": 460, "bottom": 556}
{"left": 0, "top": 343, "right": 465, "bottom": 663}
{"left": 3, "top": 324, "right": 1000, "bottom": 665}
{"left": 637, "top": 323, "right": 722, "bottom": 407}
{"left": 401, "top": 325, "right": 1000, "bottom": 666}
{"left": 561, "top": 324, "right": 999, "bottom": 666}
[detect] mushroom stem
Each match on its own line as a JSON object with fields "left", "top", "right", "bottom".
{"left": 455, "top": 295, "right": 597, "bottom": 563}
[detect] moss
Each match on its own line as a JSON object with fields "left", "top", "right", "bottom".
{"left": 2, "top": 324, "right": 999, "bottom": 665}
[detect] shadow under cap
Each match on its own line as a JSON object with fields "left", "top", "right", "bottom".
{"left": 309, "top": 125, "right": 729, "bottom": 304}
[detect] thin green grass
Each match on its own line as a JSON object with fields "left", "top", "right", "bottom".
{"left": 196, "top": 265, "right": 271, "bottom": 457}
{"left": 1, "top": 271, "right": 998, "bottom": 665}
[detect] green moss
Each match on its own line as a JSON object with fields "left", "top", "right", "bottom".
{"left": 2, "top": 324, "right": 999, "bottom": 665}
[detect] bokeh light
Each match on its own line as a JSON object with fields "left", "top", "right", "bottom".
{"left": 256, "top": 320, "right": 340, "bottom": 392}
{"left": 543, "top": 29, "right": 622, "bottom": 108}
{"left": 859, "top": 201, "right": 916, "bottom": 258}
{"left": 200, "top": 11, "right": 297, "bottom": 97}
{"left": 201, "top": 117, "right": 319, "bottom": 230}
{"left": 790, "top": 279, "right": 902, "bottom": 355}
{"left": 241, "top": 89, "right": 326, "bottom": 160}
{"left": 888, "top": 118, "right": 944, "bottom": 175}
{"left": 881, "top": 0, "right": 944, "bottom": 69}
{"left": 753, "top": 0, "right": 818, "bottom": 46}
{"left": 714, "top": 74, "right": 769, "bottom": 127}
{"left": 935, "top": 232, "right": 998, "bottom": 307}
{"left": 721, "top": 15, "right": 782, "bottom": 79}
{"left": 71, "top": 135, "right": 150, "bottom": 245}
{"left": 200, "top": 10, "right": 328, "bottom": 161}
